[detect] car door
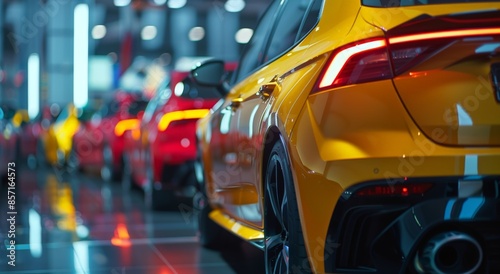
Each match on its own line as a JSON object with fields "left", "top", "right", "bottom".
{"left": 211, "top": 0, "right": 322, "bottom": 227}
{"left": 132, "top": 81, "right": 171, "bottom": 186}
{"left": 205, "top": 0, "right": 281, "bottom": 220}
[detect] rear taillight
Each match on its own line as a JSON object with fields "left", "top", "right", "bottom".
{"left": 157, "top": 109, "right": 209, "bottom": 131}
{"left": 114, "top": 119, "right": 139, "bottom": 137}
{"left": 318, "top": 39, "right": 390, "bottom": 90}
{"left": 355, "top": 183, "right": 433, "bottom": 197}
{"left": 315, "top": 27, "right": 500, "bottom": 91}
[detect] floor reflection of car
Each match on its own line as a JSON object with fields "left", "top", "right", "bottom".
{"left": 72, "top": 91, "right": 149, "bottom": 181}
{"left": 123, "top": 66, "right": 234, "bottom": 210}
{"left": 192, "top": 0, "right": 500, "bottom": 273}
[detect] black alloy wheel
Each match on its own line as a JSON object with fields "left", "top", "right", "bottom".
{"left": 265, "top": 142, "right": 311, "bottom": 274}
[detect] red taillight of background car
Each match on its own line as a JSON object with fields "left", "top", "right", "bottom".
{"left": 355, "top": 183, "right": 433, "bottom": 197}
{"left": 157, "top": 109, "right": 210, "bottom": 131}
{"left": 315, "top": 27, "right": 500, "bottom": 92}
{"left": 114, "top": 118, "right": 139, "bottom": 137}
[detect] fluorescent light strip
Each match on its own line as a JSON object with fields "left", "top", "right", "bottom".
{"left": 74, "top": 4, "right": 89, "bottom": 108}
{"left": 28, "top": 54, "right": 40, "bottom": 119}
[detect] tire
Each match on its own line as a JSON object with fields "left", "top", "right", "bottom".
{"left": 66, "top": 146, "right": 80, "bottom": 174}
{"left": 144, "top": 149, "right": 175, "bottom": 211}
{"left": 193, "top": 191, "right": 241, "bottom": 249}
{"left": 264, "top": 142, "right": 311, "bottom": 274}
{"left": 36, "top": 139, "right": 47, "bottom": 167}
{"left": 121, "top": 153, "right": 133, "bottom": 191}
{"left": 101, "top": 143, "right": 120, "bottom": 182}
{"left": 193, "top": 145, "right": 240, "bottom": 249}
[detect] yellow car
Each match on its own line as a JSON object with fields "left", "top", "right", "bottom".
{"left": 40, "top": 104, "right": 80, "bottom": 166}
{"left": 192, "top": 0, "right": 500, "bottom": 273}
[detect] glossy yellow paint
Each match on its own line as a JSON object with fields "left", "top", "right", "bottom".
{"left": 209, "top": 209, "right": 264, "bottom": 242}
{"left": 198, "top": 1, "right": 500, "bottom": 273}
{"left": 12, "top": 109, "right": 29, "bottom": 127}
{"left": 42, "top": 104, "right": 80, "bottom": 165}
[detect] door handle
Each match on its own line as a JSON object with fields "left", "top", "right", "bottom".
{"left": 256, "top": 75, "right": 281, "bottom": 100}
{"left": 229, "top": 97, "right": 244, "bottom": 110}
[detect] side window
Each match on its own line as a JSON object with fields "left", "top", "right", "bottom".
{"left": 263, "top": 0, "right": 314, "bottom": 62}
{"left": 296, "top": 0, "right": 322, "bottom": 42}
{"left": 143, "top": 81, "right": 171, "bottom": 123}
{"left": 233, "top": 0, "right": 281, "bottom": 83}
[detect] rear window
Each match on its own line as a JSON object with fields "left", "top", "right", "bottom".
{"left": 363, "top": 0, "right": 499, "bottom": 7}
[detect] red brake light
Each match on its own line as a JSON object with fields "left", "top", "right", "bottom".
{"left": 317, "top": 39, "right": 391, "bottom": 90}
{"left": 355, "top": 183, "right": 433, "bottom": 197}
{"left": 315, "top": 27, "right": 500, "bottom": 92}
{"left": 157, "top": 109, "right": 210, "bottom": 131}
{"left": 114, "top": 119, "right": 139, "bottom": 137}
{"left": 388, "top": 28, "right": 500, "bottom": 44}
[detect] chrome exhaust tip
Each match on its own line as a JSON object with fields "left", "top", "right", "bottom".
{"left": 414, "top": 231, "right": 483, "bottom": 274}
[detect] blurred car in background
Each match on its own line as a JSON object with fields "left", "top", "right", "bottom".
{"left": 38, "top": 103, "right": 84, "bottom": 168}
{"left": 123, "top": 62, "right": 235, "bottom": 210}
{"left": 0, "top": 104, "right": 18, "bottom": 180}
{"left": 18, "top": 106, "right": 56, "bottom": 169}
{"left": 72, "top": 91, "right": 149, "bottom": 181}
{"left": 192, "top": 0, "right": 500, "bottom": 273}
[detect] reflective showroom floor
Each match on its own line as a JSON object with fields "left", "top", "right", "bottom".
{"left": 0, "top": 163, "right": 264, "bottom": 274}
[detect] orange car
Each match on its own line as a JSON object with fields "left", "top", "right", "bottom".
{"left": 192, "top": 0, "right": 500, "bottom": 273}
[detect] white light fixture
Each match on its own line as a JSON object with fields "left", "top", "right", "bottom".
{"left": 28, "top": 53, "right": 40, "bottom": 120}
{"left": 154, "top": 0, "right": 167, "bottom": 5}
{"left": 141, "top": 25, "right": 158, "bottom": 40}
{"left": 235, "top": 28, "right": 253, "bottom": 44}
{"left": 188, "top": 27, "right": 205, "bottom": 42}
{"left": 74, "top": 4, "right": 89, "bottom": 108}
{"left": 168, "top": 0, "right": 187, "bottom": 9}
{"left": 225, "top": 0, "right": 245, "bottom": 13}
{"left": 174, "top": 81, "right": 184, "bottom": 96}
{"left": 28, "top": 208, "right": 42, "bottom": 258}
{"left": 114, "top": 0, "right": 131, "bottom": 7}
{"left": 92, "top": 25, "right": 107, "bottom": 40}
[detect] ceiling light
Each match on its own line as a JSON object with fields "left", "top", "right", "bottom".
{"left": 235, "top": 28, "right": 253, "bottom": 44}
{"left": 225, "top": 0, "right": 245, "bottom": 13}
{"left": 168, "top": 0, "right": 187, "bottom": 9}
{"left": 114, "top": 0, "right": 131, "bottom": 7}
{"left": 92, "top": 25, "right": 106, "bottom": 40}
{"left": 141, "top": 26, "right": 157, "bottom": 40}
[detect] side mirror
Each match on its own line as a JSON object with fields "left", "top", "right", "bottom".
{"left": 191, "top": 59, "right": 227, "bottom": 88}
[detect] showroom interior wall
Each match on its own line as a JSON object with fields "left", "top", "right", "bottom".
{"left": 0, "top": 0, "right": 3, "bottom": 100}
{"left": 1, "top": 0, "right": 266, "bottom": 116}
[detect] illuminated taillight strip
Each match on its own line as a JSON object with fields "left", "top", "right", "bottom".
{"left": 157, "top": 109, "right": 210, "bottom": 131}
{"left": 114, "top": 118, "right": 139, "bottom": 137}
{"left": 389, "top": 27, "right": 500, "bottom": 44}
{"left": 319, "top": 39, "right": 386, "bottom": 88}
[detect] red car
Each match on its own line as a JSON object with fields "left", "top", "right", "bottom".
{"left": 16, "top": 106, "right": 57, "bottom": 169}
{"left": 123, "top": 64, "right": 236, "bottom": 210}
{"left": 71, "top": 91, "right": 148, "bottom": 181}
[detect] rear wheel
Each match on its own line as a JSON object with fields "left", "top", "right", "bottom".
{"left": 264, "top": 142, "right": 311, "bottom": 274}
{"left": 66, "top": 146, "right": 80, "bottom": 174}
{"left": 101, "top": 143, "right": 121, "bottom": 182}
{"left": 193, "top": 145, "right": 240, "bottom": 249}
{"left": 144, "top": 149, "right": 175, "bottom": 210}
{"left": 36, "top": 139, "right": 46, "bottom": 167}
{"left": 121, "top": 153, "right": 133, "bottom": 191}
{"left": 193, "top": 191, "right": 235, "bottom": 249}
